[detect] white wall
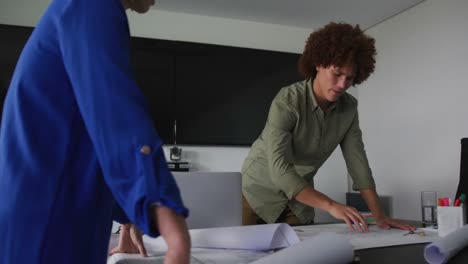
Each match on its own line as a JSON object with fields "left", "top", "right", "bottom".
{"left": 126, "top": 10, "right": 308, "bottom": 53}
{"left": 0, "top": 0, "right": 308, "bottom": 53}
{"left": 0, "top": 0, "right": 354, "bottom": 223}
{"left": 359, "top": 0, "right": 468, "bottom": 221}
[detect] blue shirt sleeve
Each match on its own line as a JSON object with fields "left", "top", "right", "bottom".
{"left": 57, "top": 0, "right": 188, "bottom": 237}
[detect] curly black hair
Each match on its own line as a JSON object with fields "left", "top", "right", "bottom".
{"left": 298, "top": 22, "right": 376, "bottom": 85}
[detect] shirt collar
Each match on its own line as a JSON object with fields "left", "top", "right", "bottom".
{"left": 306, "top": 78, "right": 339, "bottom": 112}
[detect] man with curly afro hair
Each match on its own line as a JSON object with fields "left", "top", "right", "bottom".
{"left": 241, "top": 22, "right": 416, "bottom": 232}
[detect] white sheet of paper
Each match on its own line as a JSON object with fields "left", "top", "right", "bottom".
{"left": 187, "top": 223, "right": 300, "bottom": 250}
{"left": 250, "top": 233, "right": 353, "bottom": 264}
{"left": 424, "top": 224, "right": 468, "bottom": 264}
{"left": 113, "top": 223, "right": 300, "bottom": 255}
{"left": 108, "top": 224, "right": 298, "bottom": 264}
{"left": 107, "top": 248, "right": 269, "bottom": 264}
{"left": 108, "top": 223, "right": 439, "bottom": 264}
{"left": 294, "top": 223, "right": 437, "bottom": 250}
{"left": 107, "top": 234, "right": 352, "bottom": 264}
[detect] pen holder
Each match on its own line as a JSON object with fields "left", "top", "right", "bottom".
{"left": 437, "top": 205, "right": 466, "bottom": 237}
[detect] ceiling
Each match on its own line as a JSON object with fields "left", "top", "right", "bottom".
{"left": 153, "top": 0, "right": 424, "bottom": 30}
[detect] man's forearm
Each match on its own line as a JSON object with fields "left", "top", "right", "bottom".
{"left": 360, "top": 188, "right": 385, "bottom": 220}
{"left": 294, "top": 185, "right": 335, "bottom": 211}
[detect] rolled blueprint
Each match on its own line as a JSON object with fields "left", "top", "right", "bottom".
{"left": 424, "top": 224, "right": 468, "bottom": 264}
{"left": 250, "top": 233, "right": 354, "bottom": 264}
{"left": 140, "top": 223, "right": 300, "bottom": 252}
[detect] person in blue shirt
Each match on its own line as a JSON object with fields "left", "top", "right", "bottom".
{"left": 0, "top": 0, "right": 191, "bottom": 263}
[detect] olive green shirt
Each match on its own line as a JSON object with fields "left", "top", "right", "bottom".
{"left": 242, "top": 79, "right": 375, "bottom": 224}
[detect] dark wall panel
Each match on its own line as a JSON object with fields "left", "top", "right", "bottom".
{"left": 130, "top": 38, "right": 176, "bottom": 143}
{"left": 0, "top": 24, "right": 302, "bottom": 146}
{"left": 175, "top": 42, "right": 301, "bottom": 145}
{"left": 0, "top": 25, "right": 33, "bottom": 124}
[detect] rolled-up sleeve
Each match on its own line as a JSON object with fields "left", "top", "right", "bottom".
{"left": 340, "top": 111, "right": 376, "bottom": 190}
{"left": 58, "top": 0, "right": 187, "bottom": 237}
{"left": 264, "top": 89, "right": 308, "bottom": 199}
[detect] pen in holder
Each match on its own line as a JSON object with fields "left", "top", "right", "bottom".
{"left": 437, "top": 205, "right": 466, "bottom": 237}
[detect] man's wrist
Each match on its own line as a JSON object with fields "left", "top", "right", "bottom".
{"left": 120, "top": 223, "right": 132, "bottom": 233}
{"left": 371, "top": 211, "right": 386, "bottom": 221}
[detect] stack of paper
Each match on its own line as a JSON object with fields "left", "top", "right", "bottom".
{"left": 108, "top": 223, "right": 440, "bottom": 264}
{"left": 107, "top": 224, "right": 353, "bottom": 264}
